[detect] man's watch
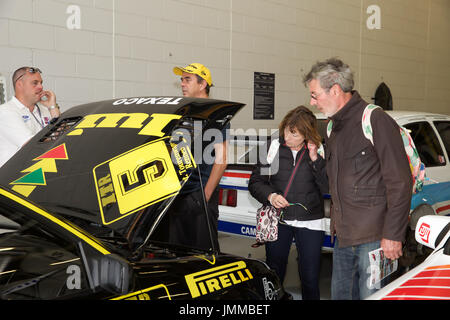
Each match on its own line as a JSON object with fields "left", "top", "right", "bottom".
{"left": 49, "top": 104, "right": 60, "bottom": 110}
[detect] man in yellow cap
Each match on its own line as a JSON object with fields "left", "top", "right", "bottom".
{"left": 173, "top": 63, "right": 213, "bottom": 98}
{"left": 168, "top": 63, "right": 227, "bottom": 252}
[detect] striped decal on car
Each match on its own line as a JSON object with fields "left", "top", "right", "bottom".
{"left": 382, "top": 265, "right": 450, "bottom": 300}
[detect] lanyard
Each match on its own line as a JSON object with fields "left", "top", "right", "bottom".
{"left": 30, "top": 105, "right": 44, "bottom": 128}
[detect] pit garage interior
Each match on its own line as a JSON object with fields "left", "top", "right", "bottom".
{"left": 0, "top": 0, "right": 449, "bottom": 301}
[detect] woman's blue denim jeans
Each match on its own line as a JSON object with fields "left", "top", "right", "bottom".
{"left": 331, "top": 238, "right": 388, "bottom": 300}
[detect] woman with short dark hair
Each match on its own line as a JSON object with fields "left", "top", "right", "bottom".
{"left": 249, "top": 105, "right": 328, "bottom": 300}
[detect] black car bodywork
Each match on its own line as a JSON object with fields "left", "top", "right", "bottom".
{"left": 0, "top": 96, "right": 285, "bottom": 300}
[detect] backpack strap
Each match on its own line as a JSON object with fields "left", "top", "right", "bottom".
{"left": 326, "top": 120, "right": 333, "bottom": 138}
{"left": 361, "top": 104, "right": 381, "bottom": 145}
{"left": 361, "top": 104, "right": 426, "bottom": 193}
{"left": 326, "top": 104, "right": 380, "bottom": 143}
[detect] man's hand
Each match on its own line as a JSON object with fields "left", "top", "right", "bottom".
{"left": 39, "top": 90, "right": 57, "bottom": 108}
{"left": 381, "top": 238, "right": 403, "bottom": 260}
{"left": 39, "top": 90, "right": 60, "bottom": 118}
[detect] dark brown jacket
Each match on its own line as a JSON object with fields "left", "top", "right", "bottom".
{"left": 325, "top": 91, "right": 412, "bottom": 247}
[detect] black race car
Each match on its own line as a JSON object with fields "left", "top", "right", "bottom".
{"left": 0, "top": 97, "right": 286, "bottom": 300}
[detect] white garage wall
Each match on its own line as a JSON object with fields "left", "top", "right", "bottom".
{"left": 0, "top": 0, "right": 448, "bottom": 130}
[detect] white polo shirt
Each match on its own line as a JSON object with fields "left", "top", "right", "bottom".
{"left": 0, "top": 97, "right": 52, "bottom": 167}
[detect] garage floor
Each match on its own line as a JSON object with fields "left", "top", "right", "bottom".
{"left": 219, "top": 232, "right": 333, "bottom": 300}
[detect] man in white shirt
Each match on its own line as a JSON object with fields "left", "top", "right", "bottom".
{"left": 0, "top": 67, "right": 61, "bottom": 167}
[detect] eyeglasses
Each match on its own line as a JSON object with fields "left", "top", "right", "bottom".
{"left": 310, "top": 83, "right": 338, "bottom": 100}
{"left": 310, "top": 90, "right": 326, "bottom": 100}
{"left": 14, "top": 67, "right": 42, "bottom": 86}
{"left": 279, "top": 202, "right": 310, "bottom": 222}
{"left": 288, "top": 202, "right": 309, "bottom": 212}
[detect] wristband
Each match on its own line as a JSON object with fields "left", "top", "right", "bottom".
{"left": 269, "top": 193, "right": 276, "bottom": 205}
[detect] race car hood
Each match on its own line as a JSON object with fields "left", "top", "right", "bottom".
{"left": 0, "top": 96, "right": 244, "bottom": 250}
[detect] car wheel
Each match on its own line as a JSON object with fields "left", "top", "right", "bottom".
{"left": 399, "top": 205, "right": 435, "bottom": 271}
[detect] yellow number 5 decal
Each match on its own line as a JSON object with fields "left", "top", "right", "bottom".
{"left": 119, "top": 158, "right": 167, "bottom": 194}
{"left": 93, "top": 139, "right": 182, "bottom": 225}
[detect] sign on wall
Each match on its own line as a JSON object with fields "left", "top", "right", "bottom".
{"left": 253, "top": 72, "right": 275, "bottom": 120}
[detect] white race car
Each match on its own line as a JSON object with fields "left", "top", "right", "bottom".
{"left": 368, "top": 214, "right": 450, "bottom": 300}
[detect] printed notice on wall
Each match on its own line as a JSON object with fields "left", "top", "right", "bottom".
{"left": 253, "top": 72, "right": 275, "bottom": 120}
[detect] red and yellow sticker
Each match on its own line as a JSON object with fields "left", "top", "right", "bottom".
{"left": 11, "top": 144, "right": 69, "bottom": 197}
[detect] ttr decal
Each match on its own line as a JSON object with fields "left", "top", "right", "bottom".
{"left": 97, "top": 173, "right": 116, "bottom": 208}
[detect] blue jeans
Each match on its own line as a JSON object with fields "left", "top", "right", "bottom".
{"left": 265, "top": 223, "right": 324, "bottom": 300}
{"left": 331, "top": 238, "right": 387, "bottom": 300}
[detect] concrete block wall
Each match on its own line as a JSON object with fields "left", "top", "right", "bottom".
{"left": 0, "top": 0, "right": 449, "bottom": 131}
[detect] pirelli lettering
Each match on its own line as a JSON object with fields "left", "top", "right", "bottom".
{"left": 185, "top": 261, "right": 253, "bottom": 298}
{"left": 111, "top": 284, "right": 172, "bottom": 300}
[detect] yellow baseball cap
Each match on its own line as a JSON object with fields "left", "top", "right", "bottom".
{"left": 173, "top": 63, "right": 213, "bottom": 87}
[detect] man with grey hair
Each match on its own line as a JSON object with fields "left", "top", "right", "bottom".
{"left": 0, "top": 67, "right": 60, "bottom": 167}
{"left": 303, "top": 58, "right": 412, "bottom": 299}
